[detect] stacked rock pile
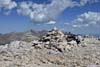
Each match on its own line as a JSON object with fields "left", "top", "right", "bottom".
{"left": 33, "top": 28, "right": 82, "bottom": 52}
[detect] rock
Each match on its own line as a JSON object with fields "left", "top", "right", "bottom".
{"left": 1, "top": 28, "right": 97, "bottom": 67}
{"left": 98, "top": 37, "right": 100, "bottom": 41}
{"left": 67, "top": 40, "right": 77, "bottom": 46}
{"left": 81, "top": 42, "right": 87, "bottom": 47}
{"left": 38, "top": 28, "right": 81, "bottom": 52}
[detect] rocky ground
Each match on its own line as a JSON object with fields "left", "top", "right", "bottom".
{"left": 0, "top": 28, "right": 100, "bottom": 67}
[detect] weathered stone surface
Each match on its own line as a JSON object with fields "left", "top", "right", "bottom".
{"left": 0, "top": 29, "right": 100, "bottom": 67}
{"left": 37, "top": 28, "right": 82, "bottom": 52}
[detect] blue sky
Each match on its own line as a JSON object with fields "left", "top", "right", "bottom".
{"left": 0, "top": 0, "right": 100, "bottom": 34}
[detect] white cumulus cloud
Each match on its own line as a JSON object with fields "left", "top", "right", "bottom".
{"left": 0, "top": 0, "right": 17, "bottom": 10}
{"left": 17, "top": 0, "right": 80, "bottom": 23}
{"left": 17, "top": 1, "right": 32, "bottom": 16}
{"left": 17, "top": 0, "right": 100, "bottom": 23}
{"left": 72, "top": 11, "right": 100, "bottom": 27}
{"left": 0, "top": 0, "right": 100, "bottom": 23}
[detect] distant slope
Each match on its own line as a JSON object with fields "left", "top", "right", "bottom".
{"left": 0, "top": 30, "right": 47, "bottom": 45}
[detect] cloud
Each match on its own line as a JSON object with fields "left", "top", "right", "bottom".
{"left": 79, "top": 0, "right": 99, "bottom": 6}
{"left": 64, "top": 23, "right": 70, "bottom": 25}
{"left": 0, "top": 0, "right": 99, "bottom": 23}
{"left": 72, "top": 11, "right": 100, "bottom": 27}
{"left": 80, "top": 0, "right": 99, "bottom": 6}
{"left": 0, "top": 0, "right": 17, "bottom": 10}
{"left": 17, "top": 0, "right": 100, "bottom": 23}
{"left": 17, "top": 1, "right": 32, "bottom": 16}
{"left": 17, "top": 0, "right": 84, "bottom": 23}
{"left": 63, "top": 11, "right": 100, "bottom": 34}
{"left": 46, "top": 21, "right": 56, "bottom": 24}
{"left": 72, "top": 25, "right": 81, "bottom": 28}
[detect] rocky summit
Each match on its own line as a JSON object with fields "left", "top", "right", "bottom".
{"left": 34, "top": 28, "right": 82, "bottom": 52}
{"left": 0, "top": 28, "right": 100, "bottom": 67}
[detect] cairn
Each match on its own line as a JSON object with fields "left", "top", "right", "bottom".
{"left": 33, "top": 28, "right": 82, "bottom": 52}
